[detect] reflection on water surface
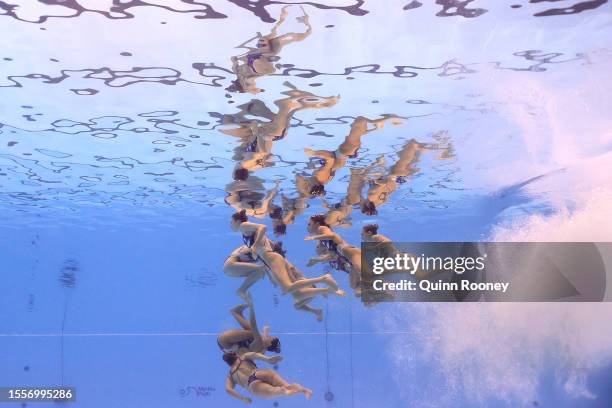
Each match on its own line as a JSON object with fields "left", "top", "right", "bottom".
{"left": 1, "top": 1, "right": 612, "bottom": 407}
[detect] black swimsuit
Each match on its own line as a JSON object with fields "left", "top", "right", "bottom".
{"left": 246, "top": 139, "right": 258, "bottom": 152}
{"left": 337, "top": 254, "right": 351, "bottom": 273}
{"left": 243, "top": 234, "right": 255, "bottom": 248}
{"left": 246, "top": 53, "right": 263, "bottom": 73}
{"left": 247, "top": 370, "right": 260, "bottom": 387}
{"left": 322, "top": 239, "right": 338, "bottom": 252}
{"left": 230, "top": 358, "right": 258, "bottom": 386}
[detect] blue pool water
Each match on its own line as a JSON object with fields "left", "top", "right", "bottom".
{"left": 2, "top": 1, "right": 612, "bottom": 407}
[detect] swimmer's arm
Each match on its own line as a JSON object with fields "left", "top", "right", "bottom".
{"left": 282, "top": 211, "right": 295, "bottom": 225}
{"left": 243, "top": 352, "right": 283, "bottom": 365}
{"left": 292, "top": 7, "right": 312, "bottom": 36}
{"left": 226, "top": 376, "right": 251, "bottom": 404}
{"left": 306, "top": 253, "right": 335, "bottom": 267}
{"left": 304, "top": 147, "right": 334, "bottom": 159}
{"left": 242, "top": 222, "right": 267, "bottom": 249}
{"left": 235, "top": 34, "right": 260, "bottom": 50}
{"left": 249, "top": 223, "right": 267, "bottom": 247}
{"left": 302, "top": 18, "right": 312, "bottom": 35}
{"left": 304, "top": 230, "right": 337, "bottom": 241}
{"left": 269, "top": 6, "right": 289, "bottom": 38}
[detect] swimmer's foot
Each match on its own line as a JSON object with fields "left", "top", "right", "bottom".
{"left": 321, "top": 274, "right": 338, "bottom": 291}
{"left": 334, "top": 289, "right": 346, "bottom": 297}
{"left": 285, "top": 384, "right": 308, "bottom": 397}
{"left": 237, "top": 290, "right": 249, "bottom": 301}
{"left": 232, "top": 303, "right": 248, "bottom": 313}
{"left": 315, "top": 309, "right": 323, "bottom": 322}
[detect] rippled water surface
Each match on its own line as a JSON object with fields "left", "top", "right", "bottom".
{"left": 1, "top": 1, "right": 612, "bottom": 407}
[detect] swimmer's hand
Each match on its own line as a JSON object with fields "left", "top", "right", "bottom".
{"left": 242, "top": 396, "right": 252, "bottom": 404}
{"left": 267, "top": 355, "right": 283, "bottom": 364}
{"left": 307, "top": 257, "right": 323, "bottom": 267}
{"left": 303, "top": 147, "right": 315, "bottom": 156}
{"left": 304, "top": 236, "right": 315, "bottom": 241}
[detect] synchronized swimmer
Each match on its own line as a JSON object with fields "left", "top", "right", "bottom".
{"left": 216, "top": 5, "right": 455, "bottom": 404}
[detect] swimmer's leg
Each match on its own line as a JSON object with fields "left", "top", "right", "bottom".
{"left": 254, "top": 370, "right": 313, "bottom": 399}
{"left": 250, "top": 382, "right": 309, "bottom": 399}
{"left": 218, "top": 329, "right": 253, "bottom": 347}
{"left": 255, "top": 369, "right": 290, "bottom": 387}
{"left": 349, "top": 266, "right": 361, "bottom": 290}
{"left": 237, "top": 268, "right": 265, "bottom": 300}
{"left": 295, "top": 303, "right": 323, "bottom": 322}
{"left": 297, "top": 287, "right": 346, "bottom": 299}
{"left": 389, "top": 140, "right": 422, "bottom": 177}
{"left": 282, "top": 273, "right": 338, "bottom": 294}
{"left": 224, "top": 259, "right": 264, "bottom": 277}
{"left": 230, "top": 303, "right": 251, "bottom": 330}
